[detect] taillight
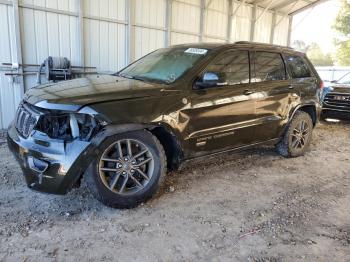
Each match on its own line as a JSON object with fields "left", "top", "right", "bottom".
{"left": 319, "top": 81, "right": 324, "bottom": 89}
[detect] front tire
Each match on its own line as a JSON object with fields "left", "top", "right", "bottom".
{"left": 85, "top": 130, "right": 166, "bottom": 209}
{"left": 276, "top": 111, "right": 313, "bottom": 158}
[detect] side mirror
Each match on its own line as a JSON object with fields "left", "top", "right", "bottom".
{"left": 195, "top": 72, "right": 227, "bottom": 89}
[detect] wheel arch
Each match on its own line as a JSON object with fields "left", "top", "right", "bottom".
{"left": 147, "top": 123, "right": 184, "bottom": 171}
{"left": 90, "top": 122, "right": 184, "bottom": 171}
{"left": 290, "top": 103, "right": 318, "bottom": 127}
{"left": 90, "top": 123, "right": 154, "bottom": 147}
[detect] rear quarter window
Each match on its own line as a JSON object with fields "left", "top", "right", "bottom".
{"left": 252, "top": 51, "right": 286, "bottom": 82}
{"left": 285, "top": 55, "right": 312, "bottom": 79}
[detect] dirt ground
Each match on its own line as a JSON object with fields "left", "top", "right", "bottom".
{"left": 0, "top": 122, "right": 349, "bottom": 262}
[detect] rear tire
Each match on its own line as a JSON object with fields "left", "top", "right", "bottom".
{"left": 85, "top": 130, "right": 166, "bottom": 209}
{"left": 276, "top": 111, "right": 313, "bottom": 158}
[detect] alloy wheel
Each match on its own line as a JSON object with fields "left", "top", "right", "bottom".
{"left": 291, "top": 120, "right": 309, "bottom": 149}
{"left": 98, "top": 139, "right": 155, "bottom": 195}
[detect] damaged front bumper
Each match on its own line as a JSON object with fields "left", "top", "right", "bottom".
{"left": 7, "top": 122, "right": 96, "bottom": 194}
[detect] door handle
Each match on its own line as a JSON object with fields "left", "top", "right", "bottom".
{"left": 243, "top": 90, "right": 254, "bottom": 95}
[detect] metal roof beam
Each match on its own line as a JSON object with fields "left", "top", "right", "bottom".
{"left": 272, "top": 0, "right": 299, "bottom": 10}
{"left": 255, "top": 0, "right": 277, "bottom": 22}
{"left": 232, "top": 0, "right": 248, "bottom": 16}
{"left": 250, "top": 0, "right": 267, "bottom": 5}
{"left": 290, "top": 0, "right": 328, "bottom": 15}
{"left": 272, "top": 0, "right": 312, "bottom": 11}
{"left": 274, "top": 0, "right": 300, "bottom": 27}
{"left": 205, "top": 0, "right": 214, "bottom": 9}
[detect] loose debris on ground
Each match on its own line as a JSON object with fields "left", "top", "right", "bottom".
{"left": 0, "top": 122, "right": 349, "bottom": 261}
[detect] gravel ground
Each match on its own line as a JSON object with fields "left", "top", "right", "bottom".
{"left": 0, "top": 122, "right": 349, "bottom": 262}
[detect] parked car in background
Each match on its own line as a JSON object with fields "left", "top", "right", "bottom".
{"left": 7, "top": 42, "right": 323, "bottom": 209}
{"left": 322, "top": 72, "right": 350, "bottom": 121}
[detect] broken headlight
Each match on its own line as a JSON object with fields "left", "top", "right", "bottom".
{"left": 35, "top": 113, "right": 101, "bottom": 141}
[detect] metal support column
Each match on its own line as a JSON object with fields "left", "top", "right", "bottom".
{"left": 12, "top": 0, "right": 24, "bottom": 95}
{"left": 127, "top": 0, "right": 136, "bottom": 63}
{"left": 78, "top": 0, "right": 85, "bottom": 68}
{"left": 250, "top": 4, "right": 257, "bottom": 42}
{"left": 270, "top": 11, "right": 276, "bottom": 44}
{"left": 199, "top": 0, "right": 205, "bottom": 42}
{"left": 287, "top": 15, "right": 293, "bottom": 46}
{"left": 227, "top": 0, "right": 233, "bottom": 43}
{"left": 165, "top": 0, "right": 172, "bottom": 47}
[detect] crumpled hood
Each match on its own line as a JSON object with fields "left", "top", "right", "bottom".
{"left": 24, "top": 74, "right": 163, "bottom": 111}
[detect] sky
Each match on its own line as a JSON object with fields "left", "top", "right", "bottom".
{"left": 291, "top": 0, "right": 341, "bottom": 53}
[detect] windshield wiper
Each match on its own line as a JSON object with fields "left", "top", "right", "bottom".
{"left": 116, "top": 73, "right": 168, "bottom": 84}
{"left": 131, "top": 75, "right": 167, "bottom": 84}
{"left": 114, "top": 72, "right": 134, "bottom": 79}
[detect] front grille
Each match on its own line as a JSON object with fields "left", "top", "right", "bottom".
{"left": 323, "top": 93, "right": 350, "bottom": 111}
{"left": 15, "top": 103, "right": 40, "bottom": 138}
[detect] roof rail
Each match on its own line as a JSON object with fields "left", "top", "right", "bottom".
{"left": 234, "top": 41, "right": 294, "bottom": 50}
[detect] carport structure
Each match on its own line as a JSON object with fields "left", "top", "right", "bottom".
{"left": 0, "top": 0, "right": 326, "bottom": 129}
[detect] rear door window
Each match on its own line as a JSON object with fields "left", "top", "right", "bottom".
{"left": 252, "top": 51, "right": 286, "bottom": 83}
{"left": 285, "top": 55, "right": 312, "bottom": 79}
{"left": 205, "top": 50, "right": 250, "bottom": 86}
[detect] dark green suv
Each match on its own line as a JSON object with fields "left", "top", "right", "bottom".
{"left": 7, "top": 42, "right": 323, "bottom": 208}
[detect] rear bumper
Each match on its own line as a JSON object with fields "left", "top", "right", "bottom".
{"left": 7, "top": 123, "right": 94, "bottom": 194}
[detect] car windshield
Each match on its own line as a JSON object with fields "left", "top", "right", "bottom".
{"left": 337, "top": 72, "right": 350, "bottom": 85}
{"left": 118, "top": 47, "right": 209, "bottom": 84}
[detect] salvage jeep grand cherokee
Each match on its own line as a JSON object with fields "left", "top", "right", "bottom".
{"left": 8, "top": 42, "right": 323, "bottom": 208}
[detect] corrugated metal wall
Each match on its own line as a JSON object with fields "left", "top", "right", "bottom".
{"left": 273, "top": 14, "right": 289, "bottom": 46}
{"left": 254, "top": 7, "right": 273, "bottom": 43}
{"left": 84, "top": 0, "right": 127, "bottom": 70}
{"left": 230, "top": 1, "right": 252, "bottom": 42}
{"left": 0, "top": 3, "right": 23, "bottom": 129}
{"left": 20, "top": 0, "right": 81, "bottom": 89}
{"left": 171, "top": 0, "right": 201, "bottom": 45}
{"left": 134, "top": 0, "right": 166, "bottom": 59}
{"left": 0, "top": 0, "right": 292, "bottom": 129}
{"left": 204, "top": 0, "right": 228, "bottom": 42}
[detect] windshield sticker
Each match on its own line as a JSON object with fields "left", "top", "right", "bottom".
{"left": 184, "top": 48, "right": 208, "bottom": 55}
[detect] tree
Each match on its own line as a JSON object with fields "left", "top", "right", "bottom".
{"left": 292, "top": 40, "right": 308, "bottom": 53}
{"left": 306, "top": 43, "right": 334, "bottom": 66}
{"left": 334, "top": 0, "right": 350, "bottom": 36}
{"left": 334, "top": 40, "right": 350, "bottom": 66}
{"left": 333, "top": 0, "right": 350, "bottom": 65}
{"left": 292, "top": 41, "right": 334, "bottom": 66}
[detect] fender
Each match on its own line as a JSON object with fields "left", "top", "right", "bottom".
{"left": 90, "top": 123, "right": 153, "bottom": 147}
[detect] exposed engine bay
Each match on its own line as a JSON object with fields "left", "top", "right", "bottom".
{"left": 15, "top": 102, "right": 101, "bottom": 142}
